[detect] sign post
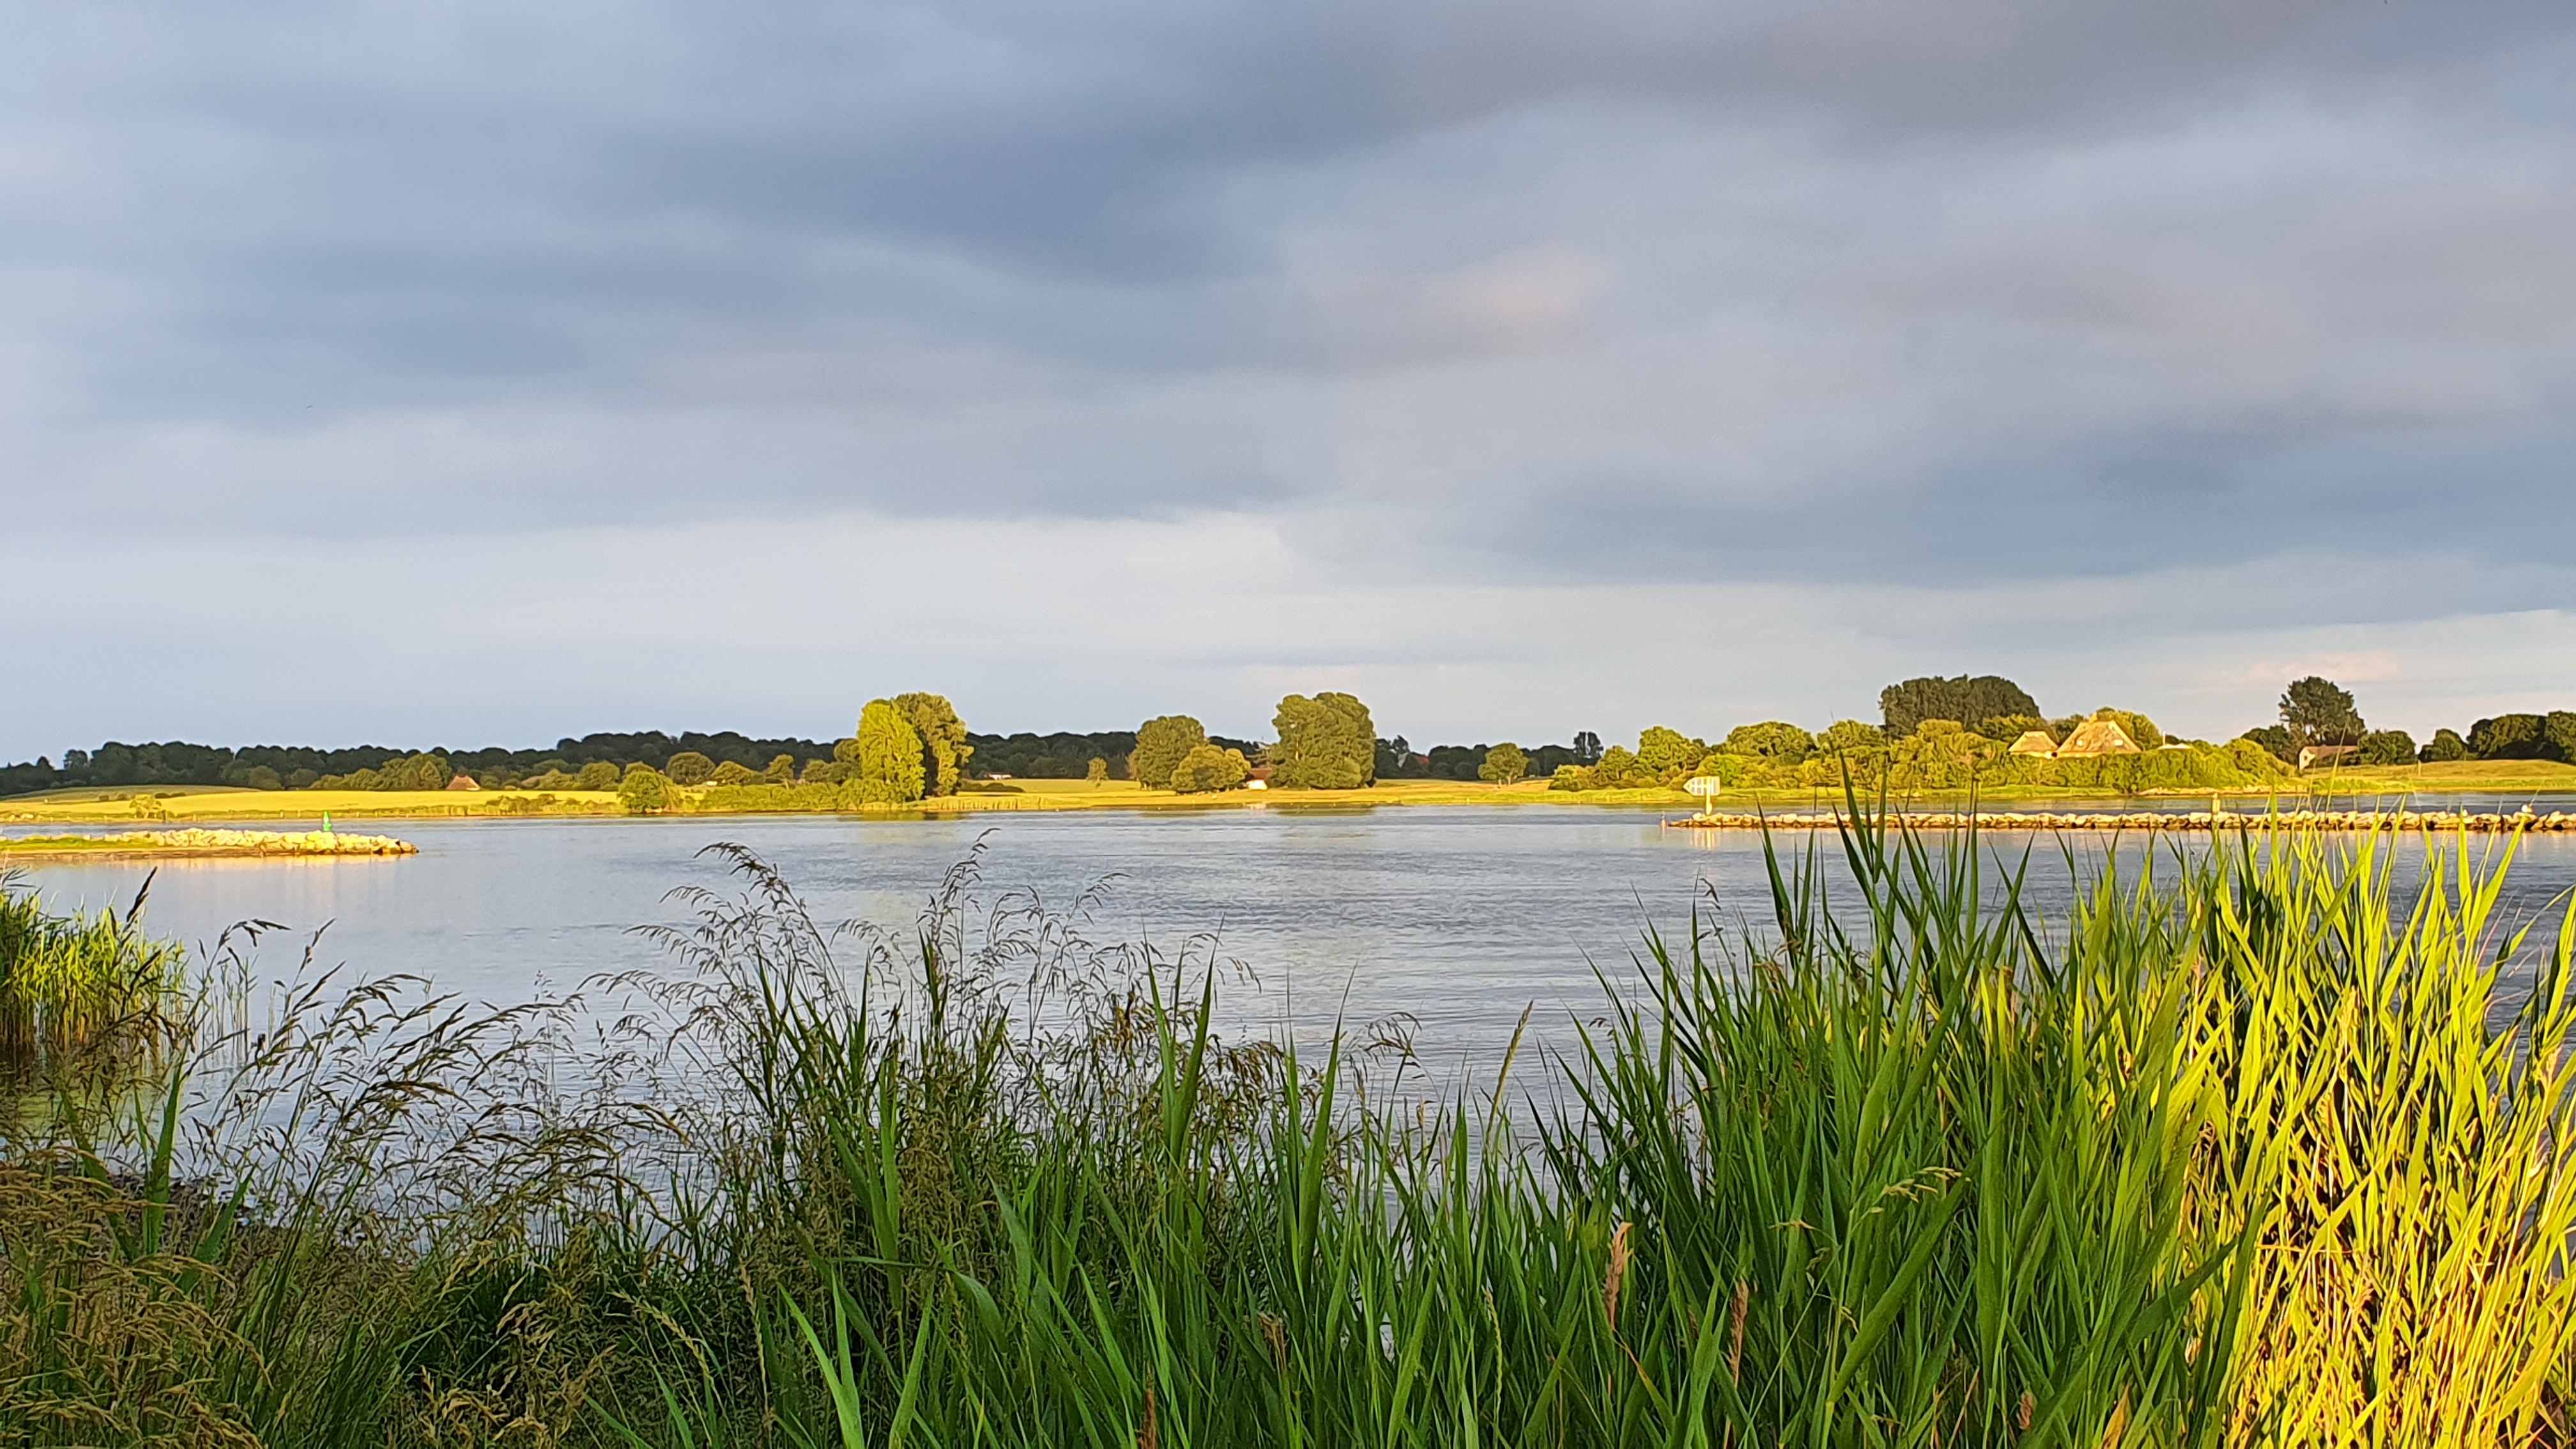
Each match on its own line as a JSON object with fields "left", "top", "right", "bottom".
{"left": 1683, "top": 774, "right": 1722, "bottom": 820}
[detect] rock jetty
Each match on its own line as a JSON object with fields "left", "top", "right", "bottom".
{"left": 1664, "top": 809, "right": 2574, "bottom": 834}
{"left": 0, "top": 828, "right": 419, "bottom": 859}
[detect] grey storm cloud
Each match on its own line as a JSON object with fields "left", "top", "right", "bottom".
{"left": 5, "top": 0, "right": 2575, "bottom": 585}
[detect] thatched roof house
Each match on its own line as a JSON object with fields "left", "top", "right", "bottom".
{"left": 2298, "top": 744, "right": 2359, "bottom": 770}
{"left": 2007, "top": 730, "right": 2060, "bottom": 758}
{"left": 2056, "top": 719, "right": 2142, "bottom": 758}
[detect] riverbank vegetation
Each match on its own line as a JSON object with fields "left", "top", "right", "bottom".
{"left": 3, "top": 820, "right": 2570, "bottom": 1446}
{"left": 0, "top": 871, "right": 186, "bottom": 1083}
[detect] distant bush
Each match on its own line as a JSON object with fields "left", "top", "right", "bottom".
{"left": 618, "top": 767, "right": 672, "bottom": 815}
{"left": 2237, "top": 726, "right": 2296, "bottom": 765}
{"left": 1694, "top": 753, "right": 1777, "bottom": 788}
{"left": 1478, "top": 742, "right": 1528, "bottom": 784}
{"left": 2228, "top": 739, "right": 2297, "bottom": 781}
{"left": 666, "top": 751, "right": 717, "bottom": 786}
{"left": 1635, "top": 727, "right": 1708, "bottom": 778}
{"left": 575, "top": 762, "right": 620, "bottom": 790}
{"left": 708, "top": 760, "right": 760, "bottom": 786}
{"left": 1721, "top": 721, "right": 1814, "bottom": 763}
{"left": 1977, "top": 714, "right": 2049, "bottom": 743}
{"left": 2358, "top": 730, "right": 2416, "bottom": 765}
{"left": 1816, "top": 720, "right": 1885, "bottom": 756}
{"left": 2464, "top": 712, "right": 2576, "bottom": 762}
{"left": 1169, "top": 745, "right": 1251, "bottom": 794}
{"left": 694, "top": 782, "right": 852, "bottom": 813}
{"left": 2419, "top": 728, "right": 2469, "bottom": 763}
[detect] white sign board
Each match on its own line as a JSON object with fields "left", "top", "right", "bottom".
{"left": 1683, "top": 776, "right": 1723, "bottom": 797}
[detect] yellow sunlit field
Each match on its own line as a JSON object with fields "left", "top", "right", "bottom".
{"left": 0, "top": 788, "right": 623, "bottom": 825}
{"left": 6, "top": 762, "right": 2567, "bottom": 833}
{"left": 2308, "top": 758, "right": 2576, "bottom": 794}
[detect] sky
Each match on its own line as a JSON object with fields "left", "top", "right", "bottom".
{"left": 6, "top": 0, "right": 2573, "bottom": 758}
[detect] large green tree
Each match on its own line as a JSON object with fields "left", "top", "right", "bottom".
{"left": 1635, "top": 727, "right": 1708, "bottom": 777}
{"left": 1132, "top": 716, "right": 1209, "bottom": 789}
{"left": 853, "top": 700, "right": 928, "bottom": 803}
{"left": 1880, "top": 676, "right": 2041, "bottom": 737}
{"left": 1817, "top": 719, "right": 1886, "bottom": 755}
{"left": 893, "top": 693, "right": 972, "bottom": 796}
{"left": 1721, "top": 721, "right": 1814, "bottom": 762}
{"left": 1478, "top": 742, "right": 1529, "bottom": 784}
{"left": 1270, "top": 693, "right": 1376, "bottom": 789}
{"left": 664, "top": 751, "right": 716, "bottom": 786}
{"left": 1169, "top": 744, "right": 1251, "bottom": 793}
{"left": 617, "top": 767, "right": 672, "bottom": 814}
{"left": 2280, "top": 677, "right": 2365, "bottom": 747}
{"left": 2419, "top": 728, "right": 2469, "bottom": 763}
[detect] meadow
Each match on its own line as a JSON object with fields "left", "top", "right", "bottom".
{"left": 2309, "top": 758, "right": 2576, "bottom": 794}
{"left": 15, "top": 762, "right": 2573, "bottom": 832}
{"left": 1, "top": 815, "right": 2569, "bottom": 1448}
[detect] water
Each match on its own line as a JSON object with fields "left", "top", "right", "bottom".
{"left": 8, "top": 807, "right": 2573, "bottom": 1077}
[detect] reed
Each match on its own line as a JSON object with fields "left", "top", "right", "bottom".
{"left": 0, "top": 870, "right": 187, "bottom": 1077}
{"left": 1, "top": 820, "right": 2568, "bottom": 1448}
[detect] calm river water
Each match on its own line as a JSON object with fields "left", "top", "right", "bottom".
{"left": 10, "top": 806, "right": 2574, "bottom": 1075}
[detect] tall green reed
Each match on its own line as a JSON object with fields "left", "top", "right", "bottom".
{"left": 0, "top": 869, "right": 187, "bottom": 1078}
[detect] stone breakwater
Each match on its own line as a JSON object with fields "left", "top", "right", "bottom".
{"left": 0, "top": 828, "right": 418, "bottom": 858}
{"left": 1664, "top": 809, "right": 2576, "bottom": 833}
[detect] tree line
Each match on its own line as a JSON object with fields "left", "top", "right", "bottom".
{"left": 8, "top": 672, "right": 2567, "bottom": 804}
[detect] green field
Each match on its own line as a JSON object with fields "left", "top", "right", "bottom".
{"left": 2300, "top": 758, "right": 2576, "bottom": 794}
{"left": 5, "top": 760, "right": 2570, "bottom": 831}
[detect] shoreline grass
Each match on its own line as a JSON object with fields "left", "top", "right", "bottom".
{"left": 0, "top": 871, "right": 188, "bottom": 1083}
{"left": 3, "top": 818, "right": 2571, "bottom": 1446}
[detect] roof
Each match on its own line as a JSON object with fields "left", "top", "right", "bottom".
{"left": 2057, "top": 719, "right": 2142, "bottom": 758}
{"left": 2007, "top": 730, "right": 2058, "bottom": 757}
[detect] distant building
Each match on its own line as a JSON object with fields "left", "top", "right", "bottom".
{"left": 2056, "top": 719, "right": 2142, "bottom": 758}
{"left": 2298, "top": 744, "right": 2360, "bottom": 770}
{"left": 2007, "top": 730, "right": 2060, "bottom": 759}
{"left": 445, "top": 774, "right": 481, "bottom": 791}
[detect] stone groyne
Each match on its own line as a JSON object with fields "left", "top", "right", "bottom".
{"left": 0, "top": 828, "right": 419, "bottom": 859}
{"left": 1664, "top": 809, "right": 2575, "bottom": 833}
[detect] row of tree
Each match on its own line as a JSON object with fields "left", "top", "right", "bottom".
{"left": 13, "top": 673, "right": 2568, "bottom": 804}
{"left": 0, "top": 730, "right": 847, "bottom": 798}
{"left": 2241, "top": 676, "right": 2576, "bottom": 767}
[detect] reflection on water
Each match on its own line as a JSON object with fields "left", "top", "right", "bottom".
{"left": 8, "top": 808, "right": 2572, "bottom": 1079}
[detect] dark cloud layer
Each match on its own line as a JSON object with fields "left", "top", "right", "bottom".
{"left": 3, "top": 1, "right": 2572, "bottom": 753}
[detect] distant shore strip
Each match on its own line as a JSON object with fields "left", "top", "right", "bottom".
{"left": 0, "top": 827, "right": 418, "bottom": 859}
{"left": 1665, "top": 808, "right": 2576, "bottom": 832}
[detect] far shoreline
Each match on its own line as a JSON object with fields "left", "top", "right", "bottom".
{"left": 4, "top": 758, "right": 2573, "bottom": 830}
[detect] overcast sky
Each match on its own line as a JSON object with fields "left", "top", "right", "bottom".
{"left": 6, "top": 0, "right": 2572, "bottom": 758}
